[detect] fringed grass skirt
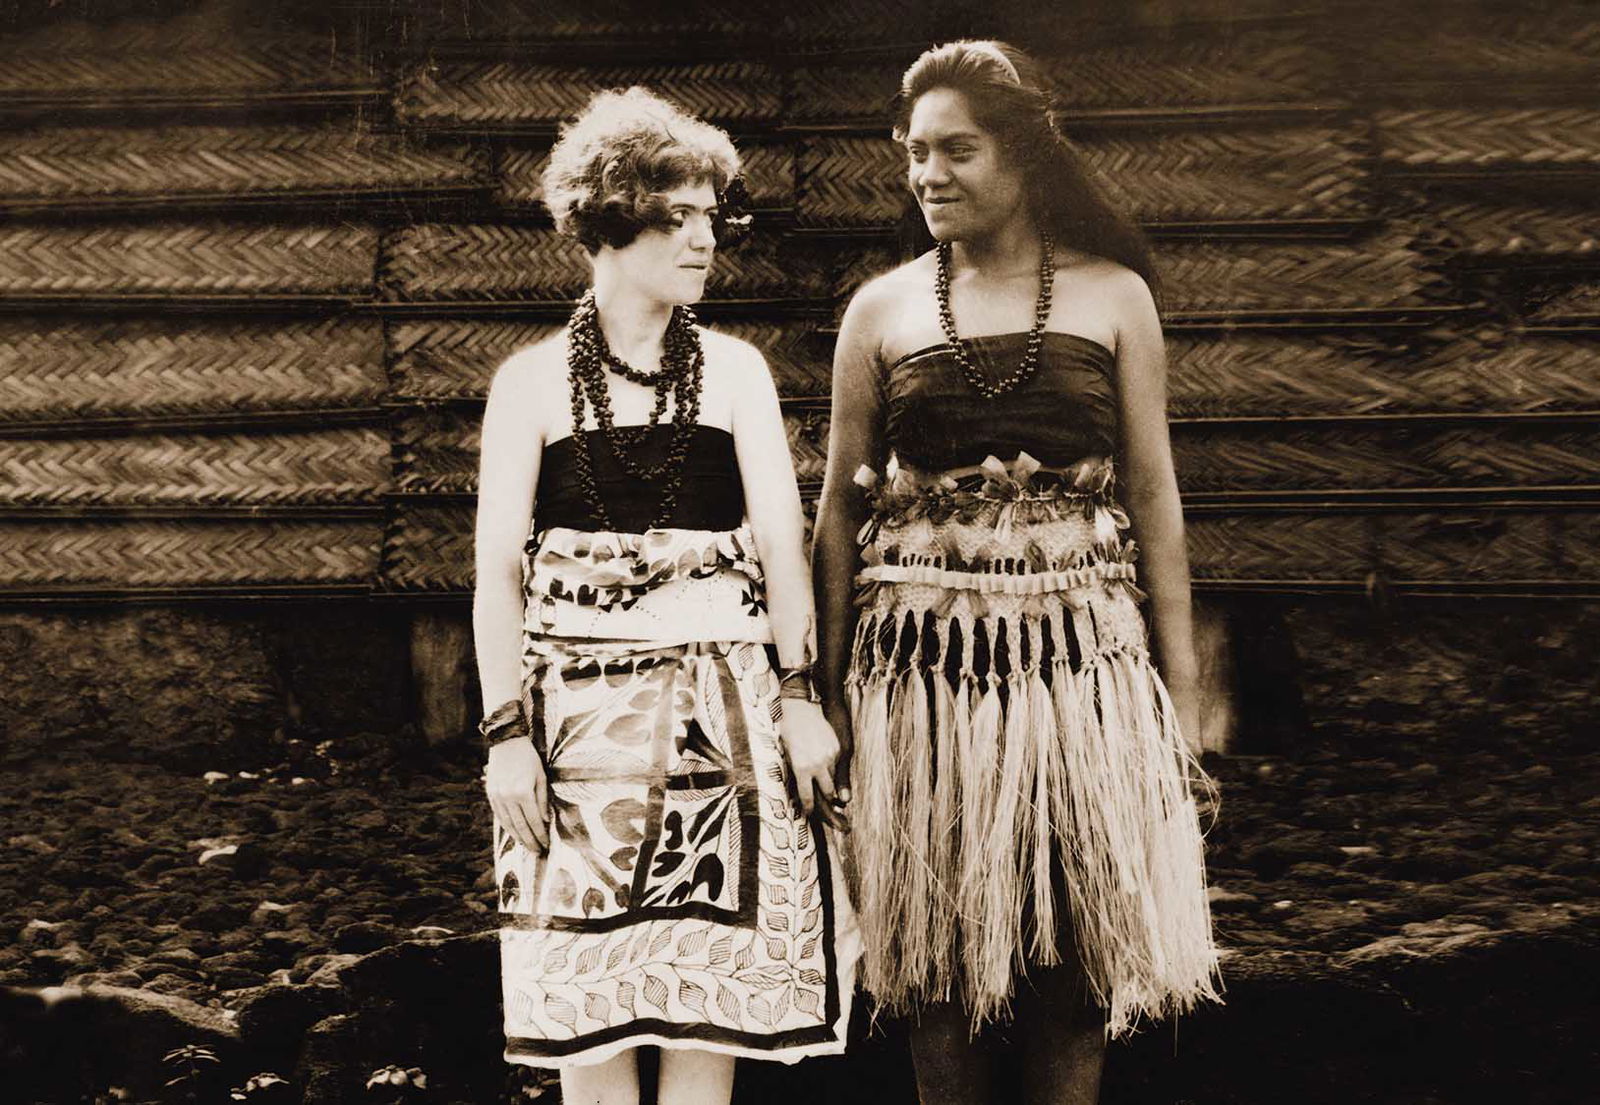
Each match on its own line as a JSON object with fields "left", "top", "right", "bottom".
{"left": 497, "top": 526, "right": 858, "bottom": 1067}
{"left": 846, "top": 456, "right": 1219, "bottom": 1036}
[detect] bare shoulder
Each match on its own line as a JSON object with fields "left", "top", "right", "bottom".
{"left": 489, "top": 331, "right": 566, "bottom": 400}
{"left": 1062, "top": 254, "right": 1154, "bottom": 310}
{"left": 846, "top": 253, "right": 933, "bottom": 324}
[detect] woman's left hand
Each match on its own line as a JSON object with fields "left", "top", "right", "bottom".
{"left": 778, "top": 698, "right": 849, "bottom": 830}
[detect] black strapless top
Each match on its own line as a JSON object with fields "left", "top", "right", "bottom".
{"left": 884, "top": 331, "right": 1118, "bottom": 470}
{"left": 537, "top": 424, "right": 745, "bottom": 532}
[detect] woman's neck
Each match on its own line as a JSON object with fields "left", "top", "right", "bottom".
{"left": 591, "top": 271, "right": 674, "bottom": 368}
{"left": 952, "top": 215, "right": 1042, "bottom": 277}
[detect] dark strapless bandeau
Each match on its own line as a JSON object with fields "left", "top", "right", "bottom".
{"left": 885, "top": 331, "right": 1118, "bottom": 471}
{"left": 537, "top": 424, "right": 745, "bottom": 533}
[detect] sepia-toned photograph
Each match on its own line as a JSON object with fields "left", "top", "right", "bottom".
{"left": 0, "top": 1, "right": 1595, "bottom": 1102}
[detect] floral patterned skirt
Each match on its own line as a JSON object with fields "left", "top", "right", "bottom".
{"left": 497, "top": 526, "right": 857, "bottom": 1068}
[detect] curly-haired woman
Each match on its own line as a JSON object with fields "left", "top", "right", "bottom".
{"left": 473, "top": 87, "right": 856, "bottom": 1105}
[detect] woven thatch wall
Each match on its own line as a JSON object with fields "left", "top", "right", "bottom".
{"left": 2, "top": 0, "right": 1599, "bottom": 601}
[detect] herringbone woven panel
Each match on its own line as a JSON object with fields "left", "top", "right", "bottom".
{"left": 383, "top": 502, "right": 474, "bottom": 591}
{"left": 0, "top": 518, "right": 383, "bottom": 587}
{"left": 1156, "top": 229, "right": 1446, "bottom": 314}
{"left": 383, "top": 225, "right": 797, "bottom": 301}
{"left": 831, "top": 244, "right": 902, "bottom": 309}
{"left": 785, "top": 409, "right": 829, "bottom": 484}
{"left": 1529, "top": 281, "right": 1600, "bottom": 322}
{"left": 1166, "top": 334, "right": 1414, "bottom": 417}
{"left": 1187, "top": 513, "right": 1374, "bottom": 581}
{"left": 1354, "top": 8, "right": 1600, "bottom": 90}
{"left": 0, "top": 318, "right": 386, "bottom": 422}
{"left": 396, "top": 410, "right": 479, "bottom": 495}
{"left": 1382, "top": 512, "right": 1554, "bottom": 581}
{"left": 389, "top": 319, "right": 560, "bottom": 400}
{"left": 412, "top": 0, "right": 766, "bottom": 38}
{"left": 498, "top": 141, "right": 793, "bottom": 211}
{"left": 1173, "top": 423, "right": 1600, "bottom": 494}
{"left": 0, "top": 223, "right": 377, "bottom": 296}
{"left": 772, "top": 0, "right": 930, "bottom": 41}
{"left": 1436, "top": 199, "right": 1600, "bottom": 258}
{"left": 0, "top": 428, "right": 391, "bottom": 507}
{"left": 0, "top": 32, "right": 370, "bottom": 99}
{"left": 786, "top": 64, "right": 900, "bottom": 124}
{"left": 798, "top": 127, "right": 1369, "bottom": 227}
{"left": 1376, "top": 108, "right": 1600, "bottom": 171}
{"left": 1082, "top": 125, "right": 1370, "bottom": 223}
{"left": 1408, "top": 335, "right": 1600, "bottom": 411}
{"left": 1561, "top": 513, "right": 1600, "bottom": 577}
{"left": 0, "top": 127, "right": 482, "bottom": 208}
{"left": 1043, "top": 28, "right": 1327, "bottom": 110}
{"left": 398, "top": 62, "right": 781, "bottom": 129}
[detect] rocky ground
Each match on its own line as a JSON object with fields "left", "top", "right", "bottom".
{"left": 2, "top": 598, "right": 1597, "bottom": 1103}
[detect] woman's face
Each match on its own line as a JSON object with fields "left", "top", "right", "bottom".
{"left": 904, "top": 87, "right": 1027, "bottom": 243}
{"left": 607, "top": 180, "right": 719, "bottom": 306}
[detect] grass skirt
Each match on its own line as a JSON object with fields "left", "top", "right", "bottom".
{"left": 846, "top": 456, "right": 1219, "bottom": 1036}
{"left": 497, "top": 526, "right": 857, "bottom": 1067}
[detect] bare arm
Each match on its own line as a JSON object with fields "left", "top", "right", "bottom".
{"left": 473, "top": 348, "right": 549, "bottom": 851}
{"left": 729, "top": 338, "right": 844, "bottom": 825}
{"left": 1111, "top": 272, "right": 1202, "bottom": 752}
{"left": 812, "top": 284, "right": 889, "bottom": 763}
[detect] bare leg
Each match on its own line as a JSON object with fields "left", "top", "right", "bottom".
{"left": 561, "top": 1048, "right": 641, "bottom": 1105}
{"left": 908, "top": 1001, "right": 994, "bottom": 1105}
{"left": 657, "top": 1048, "right": 735, "bottom": 1105}
{"left": 1014, "top": 960, "right": 1106, "bottom": 1105}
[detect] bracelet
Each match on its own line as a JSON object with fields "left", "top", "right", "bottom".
{"left": 778, "top": 667, "right": 821, "bottom": 704}
{"left": 478, "top": 699, "right": 527, "bottom": 755}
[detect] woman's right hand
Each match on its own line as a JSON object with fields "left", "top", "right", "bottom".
{"left": 823, "top": 700, "right": 854, "bottom": 810}
{"left": 486, "top": 737, "right": 549, "bottom": 853}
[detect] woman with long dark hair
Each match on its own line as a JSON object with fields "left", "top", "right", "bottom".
{"left": 475, "top": 87, "right": 856, "bottom": 1105}
{"left": 814, "top": 40, "right": 1219, "bottom": 1104}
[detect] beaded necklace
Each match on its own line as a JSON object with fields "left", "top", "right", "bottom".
{"left": 935, "top": 231, "right": 1056, "bottom": 399}
{"left": 563, "top": 289, "right": 704, "bottom": 531}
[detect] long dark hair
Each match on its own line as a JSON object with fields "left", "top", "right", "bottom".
{"left": 894, "top": 40, "right": 1158, "bottom": 291}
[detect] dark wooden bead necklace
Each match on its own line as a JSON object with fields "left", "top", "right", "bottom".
{"left": 563, "top": 289, "right": 704, "bottom": 531}
{"left": 935, "top": 231, "right": 1056, "bottom": 399}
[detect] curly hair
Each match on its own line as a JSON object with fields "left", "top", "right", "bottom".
{"left": 894, "top": 40, "right": 1157, "bottom": 290}
{"left": 541, "top": 87, "right": 741, "bottom": 254}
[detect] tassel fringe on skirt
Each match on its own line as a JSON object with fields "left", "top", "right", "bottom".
{"left": 846, "top": 455, "right": 1220, "bottom": 1036}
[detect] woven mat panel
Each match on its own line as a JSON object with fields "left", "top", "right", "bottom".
{"left": 1166, "top": 334, "right": 1417, "bottom": 417}
{"left": 1528, "top": 281, "right": 1600, "bottom": 323}
{"left": 0, "top": 127, "right": 482, "bottom": 209}
{"left": 1351, "top": 8, "right": 1600, "bottom": 93}
{"left": 796, "top": 137, "right": 908, "bottom": 228}
{"left": 0, "top": 427, "right": 391, "bottom": 507}
{"left": 1560, "top": 513, "right": 1600, "bottom": 577}
{"left": 396, "top": 409, "right": 479, "bottom": 495}
{"left": 407, "top": 0, "right": 772, "bottom": 38}
{"left": 1173, "top": 423, "right": 1600, "bottom": 494}
{"left": 786, "top": 63, "right": 901, "bottom": 124}
{"left": 0, "top": 318, "right": 385, "bottom": 423}
{"left": 1187, "top": 514, "right": 1374, "bottom": 582}
{"left": 389, "top": 319, "right": 560, "bottom": 400}
{"left": 1434, "top": 199, "right": 1600, "bottom": 259}
{"left": 1082, "top": 125, "right": 1370, "bottom": 224}
{"left": 383, "top": 225, "right": 803, "bottom": 302}
{"left": 1155, "top": 229, "right": 1447, "bottom": 314}
{"left": 1381, "top": 512, "right": 1555, "bottom": 581}
{"left": 1376, "top": 108, "right": 1600, "bottom": 172}
{"left": 1408, "top": 335, "right": 1600, "bottom": 411}
{"left": 831, "top": 243, "right": 903, "bottom": 312}
{"left": 397, "top": 62, "right": 781, "bottom": 131}
{"left": 0, "top": 518, "right": 383, "bottom": 588}
{"left": 383, "top": 501, "right": 474, "bottom": 591}
{"left": 707, "top": 321, "right": 831, "bottom": 398}
{"left": 497, "top": 141, "right": 794, "bottom": 211}
{"left": 785, "top": 409, "right": 829, "bottom": 484}
{"left": 0, "top": 222, "right": 377, "bottom": 297}
{"left": 1041, "top": 28, "right": 1327, "bottom": 111}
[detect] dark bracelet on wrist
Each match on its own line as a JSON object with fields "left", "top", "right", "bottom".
{"left": 778, "top": 667, "right": 821, "bottom": 704}
{"left": 478, "top": 699, "right": 527, "bottom": 754}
